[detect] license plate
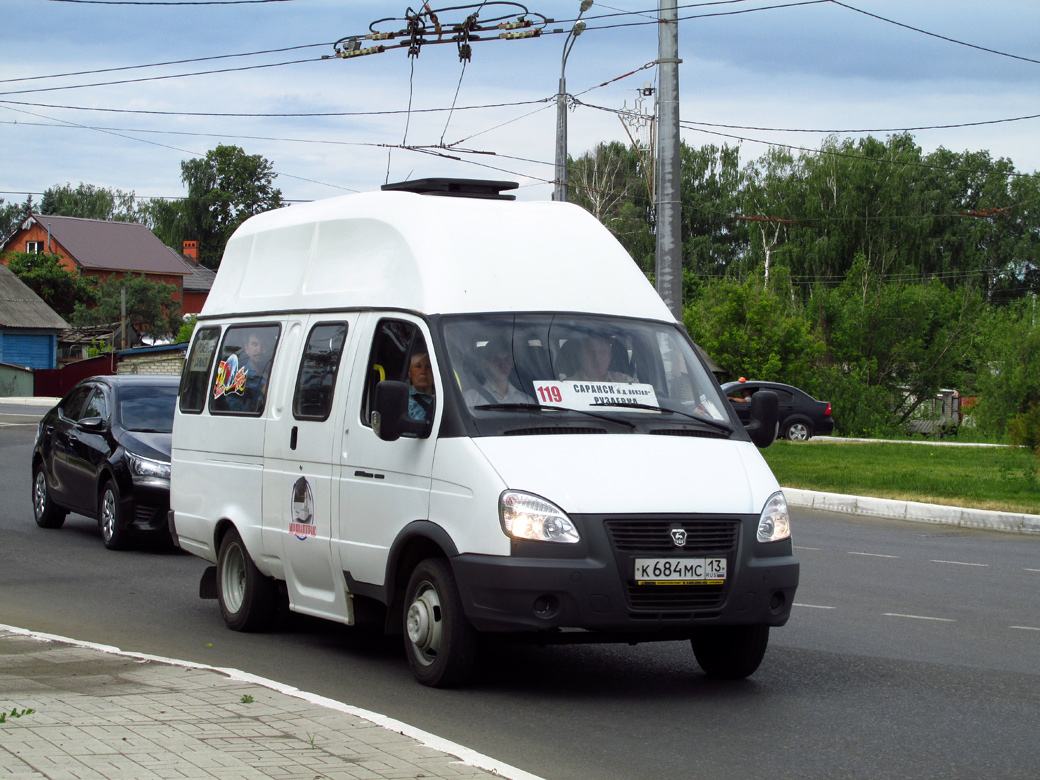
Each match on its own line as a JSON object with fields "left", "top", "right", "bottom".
{"left": 634, "top": 557, "right": 727, "bottom": 585}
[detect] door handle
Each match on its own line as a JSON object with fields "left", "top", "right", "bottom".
{"left": 290, "top": 426, "right": 298, "bottom": 450}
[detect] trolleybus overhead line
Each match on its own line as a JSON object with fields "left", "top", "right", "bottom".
{"left": 326, "top": 2, "right": 552, "bottom": 63}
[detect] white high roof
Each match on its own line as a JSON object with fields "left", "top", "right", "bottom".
{"left": 202, "top": 189, "right": 675, "bottom": 323}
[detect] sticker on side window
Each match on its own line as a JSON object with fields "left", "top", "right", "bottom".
{"left": 213, "top": 354, "right": 247, "bottom": 399}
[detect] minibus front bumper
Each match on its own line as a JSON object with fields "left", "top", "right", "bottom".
{"left": 450, "top": 513, "right": 799, "bottom": 634}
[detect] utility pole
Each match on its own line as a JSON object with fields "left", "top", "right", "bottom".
{"left": 655, "top": 0, "right": 682, "bottom": 321}
{"left": 554, "top": 1, "right": 593, "bottom": 202}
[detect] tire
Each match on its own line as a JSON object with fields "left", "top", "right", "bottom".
{"left": 403, "top": 558, "right": 477, "bottom": 688}
{"left": 784, "top": 420, "right": 811, "bottom": 441}
{"left": 99, "top": 480, "right": 129, "bottom": 550}
{"left": 217, "top": 527, "right": 276, "bottom": 632}
{"left": 32, "top": 464, "right": 67, "bottom": 529}
{"left": 691, "top": 625, "right": 770, "bottom": 680}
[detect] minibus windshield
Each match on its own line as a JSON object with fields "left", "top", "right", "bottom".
{"left": 440, "top": 314, "right": 732, "bottom": 434}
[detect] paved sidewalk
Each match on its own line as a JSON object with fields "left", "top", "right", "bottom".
{"left": 0, "top": 627, "right": 537, "bottom": 780}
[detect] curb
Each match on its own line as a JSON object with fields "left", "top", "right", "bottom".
{"left": 0, "top": 624, "right": 545, "bottom": 780}
{"left": 783, "top": 487, "right": 1040, "bottom": 535}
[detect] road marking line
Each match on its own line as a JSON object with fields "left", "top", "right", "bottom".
{"left": 849, "top": 551, "right": 900, "bottom": 558}
{"left": 1010, "top": 625, "right": 1040, "bottom": 632}
{"left": 884, "top": 613, "right": 955, "bottom": 622}
{"left": 1025, "top": 568, "right": 1040, "bottom": 573}
{"left": 930, "top": 560, "right": 988, "bottom": 567}
{"left": 794, "top": 603, "right": 836, "bottom": 610}
{"left": 794, "top": 546, "right": 821, "bottom": 551}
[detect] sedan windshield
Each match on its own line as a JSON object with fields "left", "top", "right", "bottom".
{"left": 440, "top": 314, "right": 730, "bottom": 434}
{"left": 118, "top": 385, "right": 178, "bottom": 433}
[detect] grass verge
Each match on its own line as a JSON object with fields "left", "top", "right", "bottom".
{"left": 762, "top": 440, "right": 1040, "bottom": 515}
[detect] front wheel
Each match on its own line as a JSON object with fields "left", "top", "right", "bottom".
{"left": 217, "top": 528, "right": 276, "bottom": 632}
{"left": 33, "top": 464, "right": 67, "bottom": 529}
{"left": 99, "top": 480, "right": 129, "bottom": 550}
{"left": 784, "top": 421, "right": 811, "bottom": 441}
{"left": 691, "top": 625, "right": 770, "bottom": 679}
{"left": 403, "top": 558, "right": 477, "bottom": 687}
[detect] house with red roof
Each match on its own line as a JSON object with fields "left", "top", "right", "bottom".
{"left": 0, "top": 214, "right": 190, "bottom": 306}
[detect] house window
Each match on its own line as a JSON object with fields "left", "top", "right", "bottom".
{"left": 25, "top": 241, "right": 42, "bottom": 254}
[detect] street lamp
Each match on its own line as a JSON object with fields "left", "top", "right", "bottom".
{"left": 554, "top": 0, "right": 593, "bottom": 202}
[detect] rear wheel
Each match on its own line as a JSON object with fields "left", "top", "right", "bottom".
{"left": 217, "top": 528, "right": 276, "bottom": 631}
{"left": 691, "top": 625, "right": 770, "bottom": 679}
{"left": 403, "top": 558, "right": 477, "bottom": 687}
{"left": 32, "top": 464, "right": 67, "bottom": 529}
{"left": 784, "top": 421, "right": 811, "bottom": 441}
{"left": 99, "top": 480, "right": 129, "bottom": 550}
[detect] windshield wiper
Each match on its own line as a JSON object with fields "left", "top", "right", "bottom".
{"left": 470, "top": 403, "right": 637, "bottom": 430}
{"left": 589, "top": 401, "right": 734, "bottom": 433}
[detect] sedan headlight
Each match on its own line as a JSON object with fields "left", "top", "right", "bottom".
{"left": 499, "top": 491, "right": 579, "bottom": 544}
{"left": 757, "top": 491, "right": 791, "bottom": 543}
{"left": 127, "top": 452, "right": 171, "bottom": 481}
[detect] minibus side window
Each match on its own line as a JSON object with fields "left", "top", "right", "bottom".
{"left": 210, "top": 324, "right": 281, "bottom": 416}
{"left": 293, "top": 322, "right": 348, "bottom": 422}
{"left": 179, "top": 326, "right": 221, "bottom": 414}
{"left": 361, "top": 319, "right": 431, "bottom": 427}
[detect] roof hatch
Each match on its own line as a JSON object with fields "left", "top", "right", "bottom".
{"left": 381, "top": 178, "right": 518, "bottom": 200}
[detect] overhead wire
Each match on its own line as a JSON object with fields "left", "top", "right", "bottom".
{"left": 7, "top": 0, "right": 1038, "bottom": 199}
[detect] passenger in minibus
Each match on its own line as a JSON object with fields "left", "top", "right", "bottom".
{"left": 407, "top": 350, "right": 435, "bottom": 420}
{"left": 228, "top": 330, "right": 270, "bottom": 412}
{"left": 464, "top": 337, "right": 528, "bottom": 406}
{"left": 572, "top": 335, "right": 635, "bottom": 383}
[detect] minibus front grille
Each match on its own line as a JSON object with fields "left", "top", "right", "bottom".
{"left": 503, "top": 427, "right": 607, "bottom": 436}
{"left": 604, "top": 518, "right": 738, "bottom": 555}
{"left": 625, "top": 585, "right": 727, "bottom": 611}
{"left": 604, "top": 517, "right": 740, "bottom": 613}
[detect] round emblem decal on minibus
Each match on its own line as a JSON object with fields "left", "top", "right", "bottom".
{"left": 290, "top": 477, "right": 316, "bottom": 540}
{"left": 670, "top": 528, "right": 687, "bottom": 547}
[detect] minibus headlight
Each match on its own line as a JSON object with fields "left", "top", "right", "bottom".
{"left": 757, "top": 491, "right": 791, "bottom": 543}
{"left": 499, "top": 491, "right": 579, "bottom": 544}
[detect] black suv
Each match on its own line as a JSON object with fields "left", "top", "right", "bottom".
{"left": 31, "top": 375, "right": 179, "bottom": 549}
{"left": 722, "top": 380, "right": 834, "bottom": 441}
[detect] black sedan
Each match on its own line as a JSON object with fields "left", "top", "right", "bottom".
{"left": 722, "top": 380, "right": 834, "bottom": 441}
{"left": 31, "top": 374, "right": 179, "bottom": 549}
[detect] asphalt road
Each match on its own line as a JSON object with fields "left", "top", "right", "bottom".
{"left": 2, "top": 401, "right": 1038, "bottom": 780}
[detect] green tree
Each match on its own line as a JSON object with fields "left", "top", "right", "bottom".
{"left": 813, "top": 254, "right": 984, "bottom": 435}
{"left": 151, "top": 145, "right": 284, "bottom": 269}
{"left": 680, "top": 143, "right": 744, "bottom": 287}
{"left": 969, "top": 299, "right": 1040, "bottom": 439}
{"left": 1, "top": 195, "right": 34, "bottom": 239}
{"left": 683, "top": 267, "right": 822, "bottom": 387}
{"left": 70, "top": 273, "right": 182, "bottom": 342}
{"left": 40, "top": 183, "right": 142, "bottom": 222}
{"left": 4, "top": 252, "right": 97, "bottom": 317}
{"left": 176, "top": 314, "right": 197, "bottom": 344}
{"left": 569, "top": 141, "right": 654, "bottom": 271}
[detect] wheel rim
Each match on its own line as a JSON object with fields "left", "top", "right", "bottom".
{"left": 100, "top": 489, "right": 117, "bottom": 541}
{"left": 405, "top": 581, "right": 443, "bottom": 668}
{"left": 33, "top": 471, "right": 47, "bottom": 519}
{"left": 788, "top": 423, "right": 809, "bottom": 441}
{"left": 221, "top": 542, "right": 247, "bottom": 614}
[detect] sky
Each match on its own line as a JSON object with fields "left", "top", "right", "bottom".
{"left": 2, "top": 0, "right": 1039, "bottom": 208}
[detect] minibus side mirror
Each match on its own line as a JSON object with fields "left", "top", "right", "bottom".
{"left": 372, "top": 380, "right": 433, "bottom": 441}
{"left": 745, "top": 390, "right": 778, "bottom": 449}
